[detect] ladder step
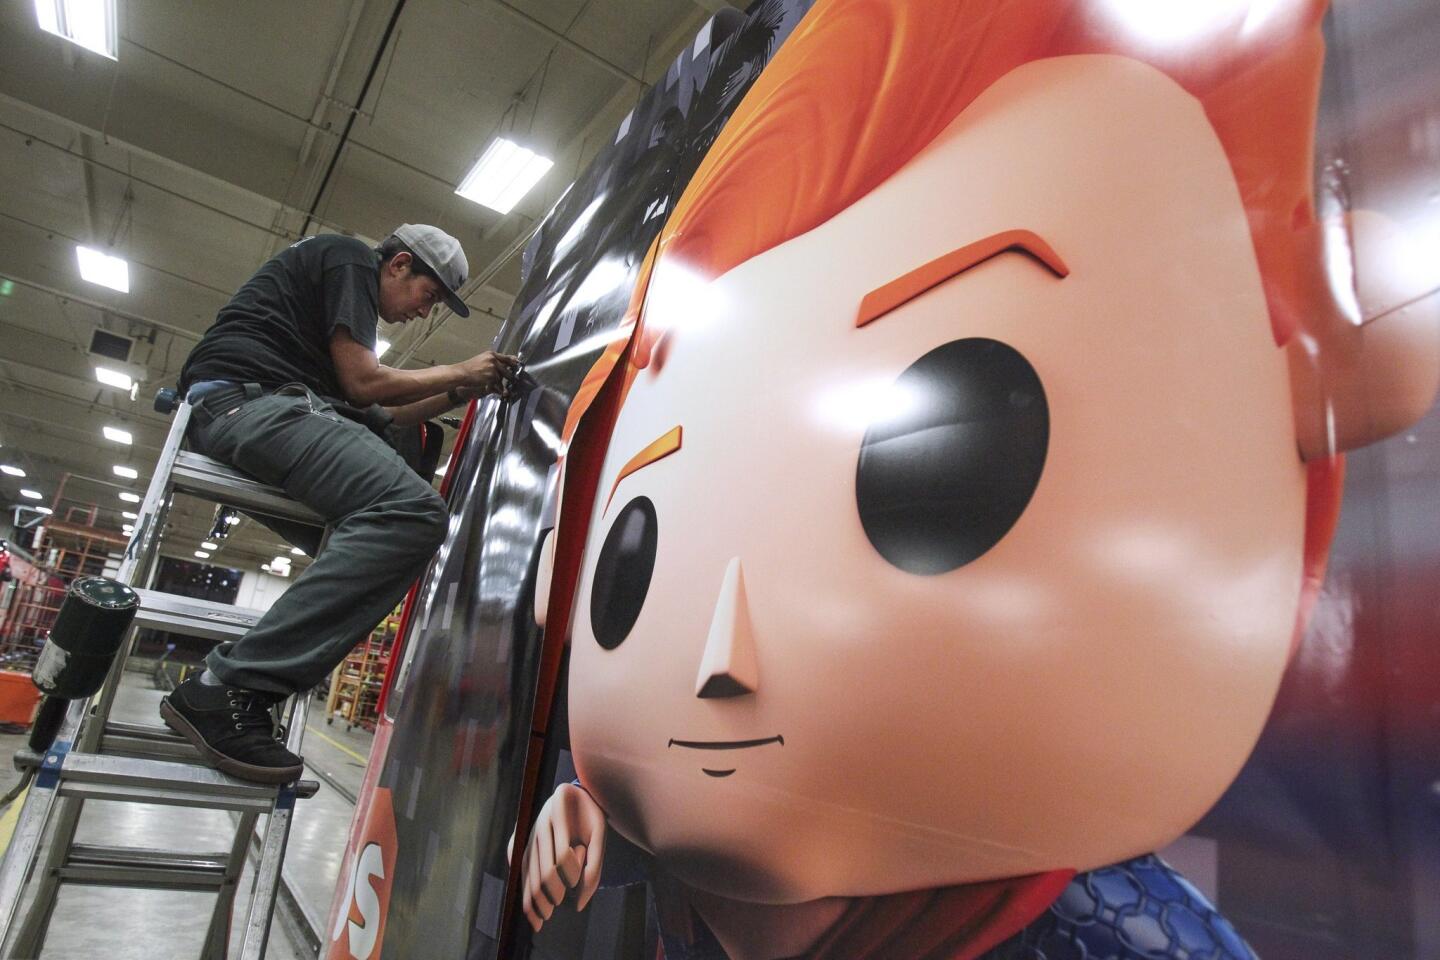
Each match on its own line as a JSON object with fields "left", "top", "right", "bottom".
{"left": 20, "top": 750, "right": 313, "bottom": 813}
{"left": 170, "top": 451, "right": 325, "bottom": 526}
{"left": 132, "top": 588, "right": 263, "bottom": 643}
{"left": 101, "top": 720, "right": 203, "bottom": 762}
{"left": 61, "top": 844, "right": 232, "bottom": 890}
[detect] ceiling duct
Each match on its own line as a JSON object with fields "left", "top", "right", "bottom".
{"left": 88, "top": 329, "right": 133, "bottom": 363}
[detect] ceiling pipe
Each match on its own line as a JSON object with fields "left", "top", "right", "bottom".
{"left": 297, "top": 0, "right": 368, "bottom": 170}
{"left": 300, "top": 0, "right": 410, "bottom": 237}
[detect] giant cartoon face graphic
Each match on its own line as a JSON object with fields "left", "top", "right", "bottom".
{"left": 566, "top": 54, "right": 1310, "bottom": 904}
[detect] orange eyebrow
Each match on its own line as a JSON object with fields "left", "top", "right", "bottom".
{"left": 856, "top": 229, "right": 1068, "bottom": 328}
{"left": 606, "top": 426, "right": 682, "bottom": 511}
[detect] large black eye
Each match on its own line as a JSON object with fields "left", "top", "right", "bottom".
{"left": 856, "top": 338, "right": 1048, "bottom": 575}
{"left": 590, "top": 496, "right": 658, "bottom": 649}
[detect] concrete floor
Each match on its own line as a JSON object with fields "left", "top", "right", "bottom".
{"left": 0, "top": 669, "right": 372, "bottom": 959}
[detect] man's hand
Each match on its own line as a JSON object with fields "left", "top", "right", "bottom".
{"left": 331, "top": 330, "right": 518, "bottom": 406}
{"left": 457, "top": 352, "right": 520, "bottom": 398}
{"left": 511, "top": 782, "right": 607, "bottom": 933}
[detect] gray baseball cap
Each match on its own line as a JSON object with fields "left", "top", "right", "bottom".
{"left": 393, "top": 223, "right": 471, "bottom": 318}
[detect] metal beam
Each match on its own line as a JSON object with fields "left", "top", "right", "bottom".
{"left": 0, "top": 404, "right": 165, "bottom": 458}
{"left": 0, "top": 415, "right": 151, "bottom": 480}
{"left": 0, "top": 273, "right": 202, "bottom": 345}
{"left": 0, "top": 375, "right": 170, "bottom": 434}
{"left": 0, "top": 209, "right": 233, "bottom": 299}
{"left": 0, "top": 119, "right": 310, "bottom": 246}
{"left": 488, "top": 1, "right": 648, "bottom": 88}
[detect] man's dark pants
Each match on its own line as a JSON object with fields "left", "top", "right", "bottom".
{"left": 187, "top": 385, "right": 446, "bottom": 695}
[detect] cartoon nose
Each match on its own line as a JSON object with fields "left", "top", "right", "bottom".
{"left": 695, "top": 558, "right": 760, "bottom": 699}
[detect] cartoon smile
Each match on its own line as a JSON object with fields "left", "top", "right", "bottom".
{"left": 668, "top": 735, "right": 785, "bottom": 778}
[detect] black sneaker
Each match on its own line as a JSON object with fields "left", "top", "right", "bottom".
{"left": 160, "top": 676, "right": 304, "bottom": 784}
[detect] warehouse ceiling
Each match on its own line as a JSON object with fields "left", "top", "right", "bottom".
{"left": 0, "top": 0, "right": 735, "bottom": 574}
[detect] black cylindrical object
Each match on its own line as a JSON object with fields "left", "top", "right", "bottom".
{"left": 26, "top": 578, "right": 138, "bottom": 759}
{"left": 28, "top": 697, "right": 70, "bottom": 754}
{"left": 33, "top": 577, "right": 139, "bottom": 698}
{"left": 153, "top": 385, "right": 179, "bottom": 414}
{"left": 28, "top": 578, "right": 139, "bottom": 751}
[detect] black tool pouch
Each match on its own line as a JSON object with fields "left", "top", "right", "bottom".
{"left": 325, "top": 398, "right": 445, "bottom": 481}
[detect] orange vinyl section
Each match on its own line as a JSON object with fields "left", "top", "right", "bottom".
{"left": 605, "top": 425, "right": 683, "bottom": 511}
{"left": 855, "top": 229, "right": 1069, "bottom": 328}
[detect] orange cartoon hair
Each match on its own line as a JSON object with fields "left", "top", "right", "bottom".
{"left": 592, "top": 0, "right": 1343, "bottom": 641}
{"left": 654, "top": 0, "right": 1331, "bottom": 345}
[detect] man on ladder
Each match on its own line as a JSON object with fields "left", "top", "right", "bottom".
{"left": 162, "top": 223, "right": 517, "bottom": 784}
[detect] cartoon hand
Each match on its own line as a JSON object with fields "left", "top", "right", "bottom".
{"left": 519, "top": 782, "right": 607, "bottom": 933}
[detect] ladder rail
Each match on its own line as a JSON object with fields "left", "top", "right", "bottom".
{"left": 86, "top": 401, "right": 193, "bottom": 751}
{"left": 0, "top": 702, "right": 87, "bottom": 951}
{"left": 203, "top": 810, "right": 259, "bottom": 960}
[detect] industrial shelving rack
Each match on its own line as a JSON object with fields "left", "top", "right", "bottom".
{"left": 325, "top": 606, "right": 398, "bottom": 731}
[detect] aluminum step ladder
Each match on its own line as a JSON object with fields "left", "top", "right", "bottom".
{"left": 0, "top": 393, "right": 326, "bottom": 960}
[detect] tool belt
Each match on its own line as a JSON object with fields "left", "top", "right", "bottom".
{"left": 184, "top": 380, "right": 442, "bottom": 479}
{"left": 185, "top": 380, "right": 264, "bottom": 424}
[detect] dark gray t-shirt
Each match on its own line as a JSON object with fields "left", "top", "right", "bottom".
{"left": 180, "top": 235, "right": 380, "bottom": 399}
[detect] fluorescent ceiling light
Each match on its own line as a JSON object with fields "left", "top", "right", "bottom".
{"left": 95, "top": 366, "right": 133, "bottom": 390}
{"left": 225, "top": 513, "right": 241, "bottom": 525}
{"left": 35, "top": 506, "right": 53, "bottom": 515}
{"left": 1, "top": 465, "right": 24, "bottom": 477}
{"left": 121, "top": 510, "right": 137, "bottom": 519}
{"left": 103, "top": 426, "right": 132, "bottom": 444}
{"left": 194, "top": 551, "right": 210, "bottom": 559}
{"left": 375, "top": 338, "right": 391, "bottom": 358}
{"left": 76, "top": 245, "right": 129, "bottom": 292}
{"left": 455, "top": 138, "right": 554, "bottom": 215}
{"left": 35, "top": 0, "right": 118, "bottom": 60}
{"left": 201, "top": 541, "right": 218, "bottom": 550}
{"left": 20, "top": 489, "right": 42, "bottom": 500}
{"left": 122, "top": 524, "right": 134, "bottom": 534}
{"left": 290, "top": 547, "right": 305, "bottom": 556}
{"left": 112, "top": 465, "right": 138, "bottom": 479}
{"left": 271, "top": 555, "right": 291, "bottom": 566}
{"left": 118, "top": 491, "right": 140, "bottom": 503}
